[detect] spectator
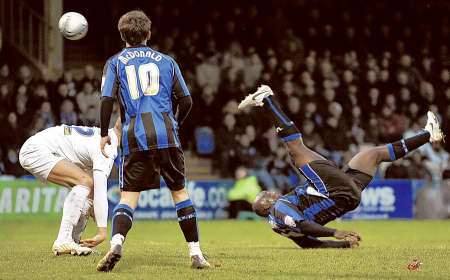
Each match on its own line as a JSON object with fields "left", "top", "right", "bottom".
{"left": 267, "top": 146, "right": 291, "bottom": 192}
{"left": 235, "top": 134, "right": 258, "bottom": 169}
{"left": 378, "top": 107, "right": 406, "bottom": 143}
{"left": 29, "top": 83, "right": 49, "bottom": 111}
{"left": 16, "top": 65, "right": 33, "bottom": 89}
{"left": 79, "top": 105, "right": 98, "bottom": 126}
{"left": 0, "top": 64, "right": 12, "bottom": 89}
{"left": 60, "top": 99, "right": 78, "bottom": 125}
{"left": 196, "top": 54, "right": 220, "bottom": 92}
{"left": 215, "top": 114, "right": 239, "bottom": 176}
{"left": 322, "top": 103, "right": 350, "bottom": 163}
{"left": 3, "top": 148, "right": 24, "bottom": 177}
{"left": 76, "top": 81, "right": 99, "bottom": 114}
{"left": 79, "top": 64, "right": 100, "bottom": 91}
{"left": 302, "top": 119, "right": 325, "bottom": 153}
{"left": 0, "top": 83, "right": 12, "bottom": 115}
{"left": 286, "top": 96, "right": 301, "bottom": 121}
{"left": 58, "top": 70, "right": 77, "bottom": 97}
{"left": 227, "top": 166, "right": 262, "bottom": 219}
{"left": 54, "top": 83, "right": 76, "bottom": 113}
{"left": 0, "top": 112, "right": 25, "bottom": 150}
{"left": 243, "top": 48, "right": 263, "bottom": 88}
{"left": 36, "top": 101, "right": 55, "bottom": 129}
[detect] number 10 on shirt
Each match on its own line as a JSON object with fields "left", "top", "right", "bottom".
{"left": 125, "top": 62, "right": 160, "bottom": 99}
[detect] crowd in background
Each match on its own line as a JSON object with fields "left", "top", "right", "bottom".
{"left": 0, "top": 1, "right": 449, "bottom": 191}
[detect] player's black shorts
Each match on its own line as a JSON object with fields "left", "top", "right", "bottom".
{"left": 120, "top": 147, "right": 185, "bottom": 192}
{"left": 341, "top": 165, "right": 373, "bottom": 191}
{"left": 303, "top": 160, "right": 373, "bottom": 210}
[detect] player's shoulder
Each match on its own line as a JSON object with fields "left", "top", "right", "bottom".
{"left": 103, "top": 51, "right": 122, "bottom": 72}
{"left": 154, "top": 50, "right": 178, "bottom": 69}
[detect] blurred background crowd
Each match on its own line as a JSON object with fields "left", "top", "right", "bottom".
{"left": 0, "top": 0, "right": 449, "bottom": 192}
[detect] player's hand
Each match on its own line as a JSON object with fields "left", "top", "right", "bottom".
{"left": 80, "top": 227, "right": 107, "bottom": 248}
{"left": 333, "top": 230, "right": 361, "bottom": 241}
{"left": 347, "top": 237, "right": 360, "bottom": 248}
{"left": 100, "top": 135, "right": 111, "bottom": 158}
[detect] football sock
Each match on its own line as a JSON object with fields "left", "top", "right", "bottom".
{"left": 188, "top": 241, "right": 202, "bottom": 257}
{"left": 175, "top": 199, "right": 201, "bottom": 256}
{"left": 72, "top": 198, "right": 92, "bottom": 243}
{"left": 56, "top": 185, "right": 90, "bottom": 243}
{"left": 262, "top": 96, "right": 301, "bottom": 142}
{"left": 386, "top": 131, "right": 431, "bottom": 161}
{"left": 110, "top": 203, "right": 134, "bottom": 247}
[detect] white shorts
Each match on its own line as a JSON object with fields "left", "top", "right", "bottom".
{"left": 19, "top": 136, "right": 64, "bottom": 182}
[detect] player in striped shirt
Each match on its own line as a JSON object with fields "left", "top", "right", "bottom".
{"left": 97, "top": 10, "right": 209, "bottom": 271}
{"left": 238, "top": 85, "right": 444, "bottom": 248}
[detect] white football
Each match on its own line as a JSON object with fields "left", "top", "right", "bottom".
{"left": 58, "top": 12, "right": 88, "bottom": 40}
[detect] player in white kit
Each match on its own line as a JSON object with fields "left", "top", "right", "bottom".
{"left": 19, "top": 122, "right": 120, "bottom": 255}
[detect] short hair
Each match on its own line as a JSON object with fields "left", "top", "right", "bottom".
{"left": 252, "top": 191, "right": 280, "bottom": 217}
{"left": 118, "top": 10, "right": 151, "bottom": 46}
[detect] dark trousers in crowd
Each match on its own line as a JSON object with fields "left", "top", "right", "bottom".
{"left": 228, "top": 200, "right": 253, "bottom": 219}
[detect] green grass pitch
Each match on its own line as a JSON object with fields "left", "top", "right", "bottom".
{"left": 0, "top": 219, "right": 449, "bottom": 279}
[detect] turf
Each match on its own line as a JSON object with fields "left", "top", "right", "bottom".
{"left": 0, "top": 219, "right": 449, "bottom": 280}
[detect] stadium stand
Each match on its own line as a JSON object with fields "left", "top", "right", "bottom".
{"left": 1, "top": 0, "right": 449, "bottom": 191}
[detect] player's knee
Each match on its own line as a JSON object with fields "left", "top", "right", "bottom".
{"left": 77, "top": 175, "right": 94, "bottom": 189}
{"left": 287, "top": 142, "right": 308, "bottom": 161}
{"left": 359, "top": 147, "right": 384, "bottom": 165}
{"left": 370, "top": 146, "right": 390, "bottom": 164}
{"left": 171, "top": 188, "right": 189, "bottom": 203}
{"left": 119, "top": 192, "right": 140, "bottom": 209}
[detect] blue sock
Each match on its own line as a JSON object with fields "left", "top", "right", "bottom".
{"left": 111, "top": 203, "right": 134, "bottom": 240}
{"left": 262, "top": 96, "right": 301, "bottom": 142}
{"left": 175, "top": 199, "right": 198, "bottom": 242}
{"left": 386, "top": 131, "right": 430, "bottom": 161}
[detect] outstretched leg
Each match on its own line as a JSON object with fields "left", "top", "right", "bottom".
{"left": 347, "top": 111, "right": 444, "bottom": 177}
{"left": 239, "top": 85, "right": 335, "bottom": 196}
{"left": 239, "top": 85, "right": 325, "bottom": 167}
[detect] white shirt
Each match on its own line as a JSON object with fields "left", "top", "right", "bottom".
{"left": 35, "top": 125, "right": 118, "bottom": 175}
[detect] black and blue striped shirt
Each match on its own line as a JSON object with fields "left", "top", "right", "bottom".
{"left": 101, "top": 45, "right": 190, "bottom": 155}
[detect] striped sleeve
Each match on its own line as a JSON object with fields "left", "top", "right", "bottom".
{"left": 273, "top": 200, "right": 305, "bottom": 227}
{"left": 101, "top": 57, "right": 119, "bottom": 98}
{"left": 171, "top": 58, "right": 190, "bottom": 100}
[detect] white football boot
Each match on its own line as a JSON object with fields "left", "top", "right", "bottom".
{"left": 52, "top": 241, "right": 93, "bottom": 256}
{"left": 191, "top": 255, "right": 211, "bottom": 269}
{"left": 238, "top": 84, "right": 274, "bottom": 110}
{"left": 424, "top": 111, "right": 445, "bottom": 143}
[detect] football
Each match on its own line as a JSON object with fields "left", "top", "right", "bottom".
{"left": 58, "top": 12, "right": 88, "bottom": 40}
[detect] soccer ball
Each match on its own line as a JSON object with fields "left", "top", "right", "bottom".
{"left": 58, "top": 12, "right": 88, "bottom": 40}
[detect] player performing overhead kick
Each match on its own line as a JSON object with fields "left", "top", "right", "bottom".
{"left": 97, "top": 10, "right": 209, "bottom": 272}
{"left": 19, "top": 122, "right": 120, "bottom": 255}
{"left": 238, "top": 85, "right": 444, "bottom": 249}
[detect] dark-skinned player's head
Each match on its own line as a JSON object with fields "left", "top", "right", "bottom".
{"left": 252, "top": 191, "right": 281, "bottom": 217}
{"left": 118, "top": 10, "right": 151, "bottom": 47}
